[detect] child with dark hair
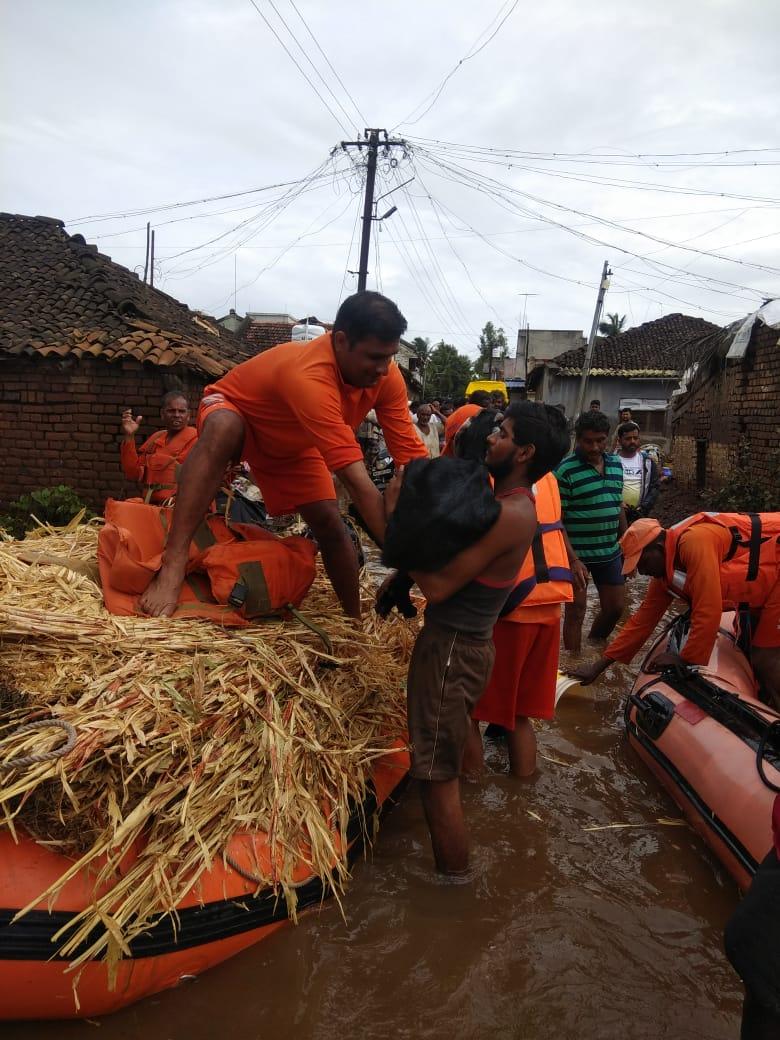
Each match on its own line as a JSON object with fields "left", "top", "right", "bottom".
{"left": 555, "top": 410, "right": 626, "bottom": 651}
{"left": 380, "top": 402, "right": 568, "bottom": 874}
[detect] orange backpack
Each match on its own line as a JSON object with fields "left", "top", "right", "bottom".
{"left": 98, "top": 499, "right": 318, "bottom": 628}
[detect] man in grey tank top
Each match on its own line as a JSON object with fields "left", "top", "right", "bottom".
{"left": 382, "top": 403, "right": 570, "bottom": 875}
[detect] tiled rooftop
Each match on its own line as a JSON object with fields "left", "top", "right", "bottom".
{"left": 546, "top": 313, "right": 721, "bottom": 377}
{"left": 0, "top": 213, "right": 253, "bottom": 378}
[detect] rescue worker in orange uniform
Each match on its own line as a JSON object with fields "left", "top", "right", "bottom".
{"left": 138, "top": 292, "right": 427, "bottom": 620}
{"left": 441, "top": 392, "right": 491, "bottom": 457}
{"left": 567, "top": 513, "right": 780, "bottom": 706}
{"left": 120, "top": 391, "right": 197, "bottom": 504}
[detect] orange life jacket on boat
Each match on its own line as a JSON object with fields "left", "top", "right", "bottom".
{"left": 665, "top": 511, "right": 780, "bottom": 609}
{"left": 98, "top": 499, "right": 317, "bottom": 627}
{"left": 499, "top": 472, "right": 574, "bottom": 617}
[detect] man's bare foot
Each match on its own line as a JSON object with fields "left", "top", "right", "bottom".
{"left": 139, "top": 562, "right": 186, "bottom": 616}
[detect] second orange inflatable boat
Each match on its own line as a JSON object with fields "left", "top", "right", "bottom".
{"left": 0, "top": 745, "right": 409, "bottom": 1021}
{"left": 625, "top": 611, "right": 780, "bottom": 890}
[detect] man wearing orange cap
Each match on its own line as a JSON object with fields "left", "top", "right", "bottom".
{"left": 441, "top": 391, "right": 491, "bottom": 456}
{"left": 567, "top": 512, "right": 780, "bottom": 705}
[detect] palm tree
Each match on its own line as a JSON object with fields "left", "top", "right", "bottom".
{"left": 598, "top": 312, "right": 627, "bottom": 337}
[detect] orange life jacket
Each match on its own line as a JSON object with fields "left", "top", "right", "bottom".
{"left": 139, "top": 428, "right": 198, "bottom": 503}
{"left": 499, "top": 472, "right": 574, "bottom": 617}
{"left": 665, "top": 511, "right": 780, "bottom": 609}
{"left": 98, "top": 499, "right": 317, "bottom": 627}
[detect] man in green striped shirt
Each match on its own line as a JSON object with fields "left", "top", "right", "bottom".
{"left": 554, "top": 410, "right": 627, "bottom": 652}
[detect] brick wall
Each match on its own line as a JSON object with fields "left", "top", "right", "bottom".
{"left": 0, "top": 355, "right": 208, "bottom": 512}
{"left": 671, "top": 323, "right": 780, "bottom": 491}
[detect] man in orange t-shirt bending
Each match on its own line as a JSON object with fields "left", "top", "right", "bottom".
{"left": 139, "top": 291, "right": 427, "bottom": 619}
{"left": 567, "top": 513, "right": 780, "bottom": 705}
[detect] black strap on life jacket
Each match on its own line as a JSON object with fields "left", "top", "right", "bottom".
{"left": 724, "top": 513, "right": 766, "bottom": 582}
{"left": 498, "top": 519, "right": 572, "bottom": 617}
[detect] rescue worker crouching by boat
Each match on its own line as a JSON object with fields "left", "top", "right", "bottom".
{"left": 138, "top": 291, "right": 427, "bottom": 620}
{"left": 567, "top": 512, "right": 780, "bottom": 707}
{"left": 120, "top": 391, "right": 197, "bottom": 505}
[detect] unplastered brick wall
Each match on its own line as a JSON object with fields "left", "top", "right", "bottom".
{"left": 0, "top": 355, "right": 208, "bottom": 512}
{"left": 671, "top": 323, "right": 780, "bottom": 491}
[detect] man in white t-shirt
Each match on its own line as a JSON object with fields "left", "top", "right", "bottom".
{"left": 616, "top": 421, "right": 659, "bottom": 523}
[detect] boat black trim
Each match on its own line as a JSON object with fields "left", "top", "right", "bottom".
{"left": 0, "top": 777, "right": 407, "bottom": 963}
{"left": 625, "top": 700, "right": 759, "bottom": 879}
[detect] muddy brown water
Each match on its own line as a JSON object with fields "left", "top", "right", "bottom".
{"left": 7, "top": 578, "right": 743, "bottom": 1039}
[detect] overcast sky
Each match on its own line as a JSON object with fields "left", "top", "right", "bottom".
{"left": 2, "top": 0, "right": 779, "bottom": 358}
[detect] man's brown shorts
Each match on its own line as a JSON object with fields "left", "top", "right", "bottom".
{"left": 407, "top": 621, "right": 495, "bottom": 782}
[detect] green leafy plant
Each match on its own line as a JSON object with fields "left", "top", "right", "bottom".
{"left": 0, "top": 486, "right": 93, "bottom": 539}
{"left": 706, "top": 440, "right": 780, "bottom": 513}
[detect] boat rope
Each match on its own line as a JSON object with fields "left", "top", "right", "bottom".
{"left": 223, "top": 852, "right": 313, "bottom": 889}
{"left": 0, "top": 718, "right": 77, "bottom": 771}
{"left": 756, "top": 720, "right": 780, "bottom": 794}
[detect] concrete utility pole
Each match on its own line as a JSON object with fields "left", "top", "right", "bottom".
{"left": 573, "top": 260, "right": 612, "bottom": 420}
{"left": 337, "top": 129, "right": 407, "bottom": 291}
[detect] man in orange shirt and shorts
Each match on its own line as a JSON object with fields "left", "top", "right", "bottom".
{"left": 139, "top": 292, "right": 427, "bottom": 619}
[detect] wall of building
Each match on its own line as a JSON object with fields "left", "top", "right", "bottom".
{"left": 0, "top": 355, "right": 208, "bottom": 512}
{"left": 670, "top": 323, "right": 780, "bottom": 491}
{"left": 535, "top": 371, "right": 678, "bottom": 433}
{"left": 522, "top": 330, "right": 586, "bottom": 380}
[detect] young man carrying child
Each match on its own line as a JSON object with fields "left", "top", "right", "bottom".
{"left": 381, "top": 403, "right": 568, "bottom": 874}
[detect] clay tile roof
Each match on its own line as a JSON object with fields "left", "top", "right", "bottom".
{"left": 547, "top": 313, "right": 721, "bottom": 377}
{"left": 0, "top": 213, "right": 253, "bottom": 377}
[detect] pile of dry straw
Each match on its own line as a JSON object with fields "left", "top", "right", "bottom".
{"left": 0, "top": 517, "right": 416, "bottom": 976}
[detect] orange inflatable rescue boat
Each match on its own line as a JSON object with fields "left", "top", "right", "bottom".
{"left": 0, "top": 746, "right": 408, "bottom": 1020}
{"left": 625, "top": 611, "right": 780, "bottom": 890}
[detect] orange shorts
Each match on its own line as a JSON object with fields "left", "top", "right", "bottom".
{"left": 472, "top": 619, "right": 560, "bottom": 727}
{"left": 198, "top": 394, "right": 336, "bottom": 516}
{"left": 752, "top": 576, "right": 780, "bottom": 649}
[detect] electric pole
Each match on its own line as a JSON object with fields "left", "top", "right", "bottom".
{"left": 573, "top": 260, "right": 612, "bottom": 420}
{"left": 337, "top": 129, "right": 408, "bottom": 292}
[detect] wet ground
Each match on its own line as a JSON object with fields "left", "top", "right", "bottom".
{"left": 7, "top": 578, "right": 743, "bottom": 1039}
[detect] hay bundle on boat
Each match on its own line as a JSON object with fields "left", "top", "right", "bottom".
{"left": 0, "top": 519, "right": 416, "bottom": 975}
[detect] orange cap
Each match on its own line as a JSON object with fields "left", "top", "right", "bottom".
{"left": 620, "top": 517, "right": 663, "bottom": 574}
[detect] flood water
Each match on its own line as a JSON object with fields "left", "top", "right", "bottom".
{"left": 7, "top": 579, "right": 743, "bottom": 1039}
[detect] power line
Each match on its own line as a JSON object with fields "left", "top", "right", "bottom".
{"left": 287, "top": 0, "right": 367, "bottom": 127}
{"left": 405, "top": 135, "right": 780, "bottom": 164}
{"left": 392, "top": 0, "right": 521, "bottom": 129}
{"left": 266, "top": 0, "right": 360, "bottom": 134}
{"left": 246, "top": 0, "right": 352, "bottom": 136}
{"left": 66, "top": 172, "right": 341, "bottom": 226}
{"left": 416, "top": 149, "right": 777, "bottom": 293}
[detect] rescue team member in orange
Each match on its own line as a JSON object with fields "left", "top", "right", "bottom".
{"left": 441, "top": 390, "right": 491, "bottom": 457}
{"left": 469, "top": 470, "right": 585, "bottom": 777}
{"left": 139, "top": 292, "right": 427, "bottom": 619}
{"left": 567, "top": 513, "right": 780, "bottom": 706}
{"left": 120, "top": 392, "right": 197, "bottom": 504}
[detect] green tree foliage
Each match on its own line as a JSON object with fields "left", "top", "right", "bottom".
{"left": 424, "top": 341, "right": 474, "bottom": 400}
{"left": 411, "top": 336, "right": 430, "bottom": 361}
{"left": 476, "top": 321, "right": 508, "bottom": 377}
{"left": 0, "top": 486, "right": 93, "bottom": 539}
{"left": 598, "top": 312, "right": 627, "bottom": 337}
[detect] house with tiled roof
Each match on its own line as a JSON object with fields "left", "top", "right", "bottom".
{"left": 527, "top": 312, "right": 719, "bottom": 440}
{"left": 0, "top": 212, "right": 252, "bottom": 510}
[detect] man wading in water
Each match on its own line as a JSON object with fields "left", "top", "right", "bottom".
{"left": 139, "top": 291, "right": 426, "bottom": 619}
{"left": 383, "top": 403, "right": 568, "bottom": 874}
